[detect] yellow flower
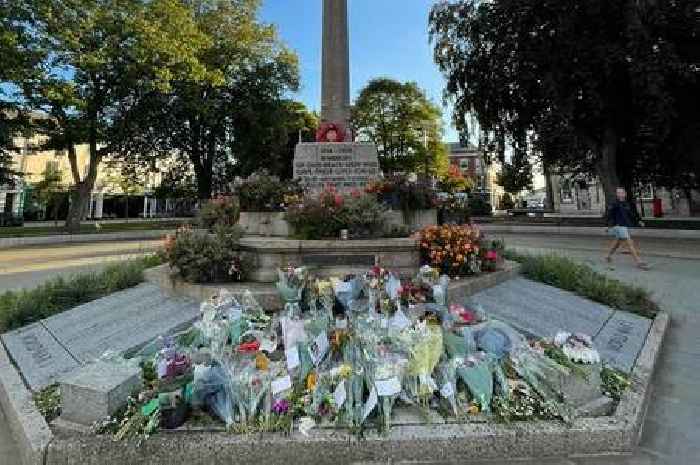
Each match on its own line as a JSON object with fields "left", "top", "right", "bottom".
{"left": 307, "top": 372, "right": 317, "bottom": 391}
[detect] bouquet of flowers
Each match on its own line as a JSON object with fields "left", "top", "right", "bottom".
{"left": 277, "top": 266, "right": 308, "bottom": 318}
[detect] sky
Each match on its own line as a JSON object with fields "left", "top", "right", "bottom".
{"left": 259, "top": 0, "right": 460, "bottom": 142}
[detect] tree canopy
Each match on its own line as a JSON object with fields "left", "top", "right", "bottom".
{"left": 119, "top": 0, "right": 302, "bottom": 198}
{"left": 351, "top": 78, "right": 448, "bottom": 176}
{"left": 430, "top": 0, "right": 699, "bottom": 204}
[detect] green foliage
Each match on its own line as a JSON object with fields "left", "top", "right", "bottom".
{"left": 286, "top": 191, "right": 388, "bottom": 240}
{"left": 430, "top": 0, "right": 699, "bottom": 203}
{"left": 351, "top": 78, "right": 446, "bottom": 174}
{"left": 236, "top": 171, "right": 303, "bottom": 212}
{"left": 499, "top": 193, "right": 516, "bottom": 210}
{"left": 468, "top": 196, "right": 492, "bottom": 216}
{"left": 601, "top": 366, "right": 631, "bottom": 402}
{"left": 497, "top": 160, "right": 533, "bottom": 195}
{"left": 164, "top": 225, "right": 247, "bottom": 283}
{"left": 119, "top": 1, "right": 301, "bottom": 199}
{"left": 198, "top": 196, "right": 240, "bottom": 230}
{"left": 507, "top": 252, "right": 659, "bottom": 318}
{"left": 33, "top": 384, "right": 61, "bottom": 423}
{"left": 542, "top": 344, "right": 590, "bottom": 381}
{"left": 0, "top": 255, "right": 163, "bottom": 332}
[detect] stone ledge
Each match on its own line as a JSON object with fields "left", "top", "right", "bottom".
{"left": 144, "top": 263, "right": 521, "bottom": 311}
{"left": 238, "top": 236, "right": 417, "bottom": 252}
{"left": 0, "top": 342, "right": 53, "bottom": 465}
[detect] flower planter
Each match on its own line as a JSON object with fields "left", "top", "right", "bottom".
{"left": 402, "top": 209, "right": 438, "bottom": 232}
{"left": 238, "top": 211, "right": 291, "bottom": 237}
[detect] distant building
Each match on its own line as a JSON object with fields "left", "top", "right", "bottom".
{"left": 447, "top": 142, "right": 503, "bottom": 207}
{"left": 0, "top": 113, "right": 192, "bottom": 221}
{"left": 549, "top": 174, "right": 700, "bottom": 217}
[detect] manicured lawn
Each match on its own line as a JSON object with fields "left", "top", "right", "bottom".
{"left": 0, "top": 254, "right": 164, "bottom": 332}
{"left": 0, "top": 220, "right": 192, "bottom": 238}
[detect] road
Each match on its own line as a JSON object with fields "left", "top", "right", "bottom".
{"left": 0, "top": 240, "right": 163, "bottom": 292}
{"left": 1, "top": 235, "right": 699, "bottom": 465}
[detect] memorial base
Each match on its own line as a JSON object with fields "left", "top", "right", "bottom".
{"left": 293, "top": 142, "right": 381, "bottom": 191}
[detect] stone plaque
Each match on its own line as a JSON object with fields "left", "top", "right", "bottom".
{"left": 594, "top": 311, "right": 651, "bottom": 372}
{"left": 1, "top": 323, "right": 80, "bottom": 390}
{"left": 302, "top": 254, "right": 376, "bottom": 267}
{"left": 293, "top": 142, "right": 381, "bottom": 191}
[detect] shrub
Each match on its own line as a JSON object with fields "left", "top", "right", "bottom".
{"left": 367, "top": 174, "right": 436, "bottom": 211}
{"left": 235, "top": 170, "right": 303, "bottom": 212}
{"left": 507, "top": 252, "right": 659, "bottom": 318}
{"left": 417, "top": 224, "right": 483, "bottom": 276}
{"left": 0, "top": 255, "right": 162, "bottom": 332}
{"left": 198, "top": 195, "right": 239, "bottom": 230}
{"left": 163, "top": 225, "right": 247, "bottom": 283}
{"left": 286, "top": 188, "right": 387, "bottom": 240}
{"left": 499, "top": 193, "right": 516, "bottom": 210}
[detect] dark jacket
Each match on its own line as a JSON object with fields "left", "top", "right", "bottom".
{"left": 606, "top": 200, "right": 641, "bottom": 228}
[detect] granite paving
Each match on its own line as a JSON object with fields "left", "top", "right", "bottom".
{"left": 1, "top": 283, "right": 199, "bottom": 390}
{"left": 469, "top": 277, "right": 651, "bottom": 372}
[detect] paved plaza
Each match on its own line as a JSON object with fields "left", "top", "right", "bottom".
{"left": 0, "top": 234, "right": 698, "bottom": 464}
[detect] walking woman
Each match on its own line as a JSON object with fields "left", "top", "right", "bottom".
{"left": 605, "top": 187, "right": 650, "bottom": 270}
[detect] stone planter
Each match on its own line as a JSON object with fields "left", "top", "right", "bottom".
{"left": 237, "top": 211, "right": 290, "bottom": 237}
{"left": 238, "top": 237, "right": 420, "bottom": 282}
{"left": 385, "top": 209, "right": 438, "bottom": 233}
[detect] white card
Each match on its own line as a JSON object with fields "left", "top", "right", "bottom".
{"left": 440, "top": 382, "right": 455, "bottom": 398}
{"left": 362, "top": 387, "right": 378, "bottom": 421}
{"left": 335, "top": 281, "right": 352, "bottom": 294}
{"left": 260, "top": 338, "right": 277, "bottom": 353}
{"left": 157, "top": 359, "right": 168, "bottom": 379}
{"left": 333, "top": 380, "right": 347, "bottom": 409}
{"left": 380, "top": 318, "right": 389, "bottom": 329}
{"left": 389, "top": 309, "right": 411, "bottom": 332}
{"left": 419, "top": 374, "right": 438, "bottom": 391}
{"left": 335, "top": 318, "right": 348, "bottom": 330}
{"left": 271, "top": 375, "right": 292, "bottom": 395}
{"left": 310, "top": 331, "right": 330, "bottom": 366}
{"left": 286, "top": 346, "right": 300, "bottom": 370}
{"left": 375, "top": 377, "right": 402, "bottom": 397}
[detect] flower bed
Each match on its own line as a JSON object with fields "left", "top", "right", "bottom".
{"left": 74, "top": 263, "right": 616, "bottom": 442}
{"left": 417, "top": 224, "right": 504, "bottom": 277}
{"left": 235, "top": 171, "right": 303, "bottom": 213}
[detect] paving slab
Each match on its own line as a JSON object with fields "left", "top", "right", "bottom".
{"left": 42, "top": 283, "right": 199, "bottom": 363}
{"left": 470, "top": 277, "right": 651, "bottom": 373}
{"left": 1, "top": 323, "right": 80, "bottom": 390}
{"left": 2, "top": 284, "right": 199, "bottom": 392}
{"left": 469, "top": 277, "right": 614, "bottom": 338}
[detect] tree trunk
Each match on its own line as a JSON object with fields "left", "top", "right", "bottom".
{"left": 596, "top": 127, "right": 621, "bottom": 210}
{"left": 543, "top": 162, "right": 555, "bottom": 211}
{"left": 65, "top": 184, "right": 92, "bottom": 232}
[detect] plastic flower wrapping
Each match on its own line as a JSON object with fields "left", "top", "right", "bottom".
{"left": 94, "top": 265, "right": 608, "bottom": 440}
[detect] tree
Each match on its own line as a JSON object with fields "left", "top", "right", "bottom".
{"left": 120, "top": 0, "right": 300, "bottom": 199}
{"left": 0, "top": 0, "right": 44, "bottom": 185}
{"left": 430, "top": 0, "right": 699, "bottom": 207}
{"left": 351, "top": 78, "right": 447, "bottom": 174}
{"left": 24, "top": 0, "right": 220, "bottom": 231}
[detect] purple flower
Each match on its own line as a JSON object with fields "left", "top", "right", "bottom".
{"left": 272, "top": 399, "right": 290, "bottom": 415}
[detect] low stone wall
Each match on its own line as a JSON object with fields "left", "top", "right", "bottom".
{"left": 385, "top": 209, "right": 438, "bottom": 233}
{"left": 144, "top": 262, "right": 520, "bottom": 310}
{"left": 238, "top": 212, "right": 291, "bottom": 237}
{"left": 238, "top": 237, "right": 421, "bottom": 283}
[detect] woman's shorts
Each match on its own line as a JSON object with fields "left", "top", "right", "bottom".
{"left": 610, "top": 226, "right": 631, "bottom": 240}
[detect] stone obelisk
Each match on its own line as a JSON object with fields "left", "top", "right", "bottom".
{"left": 321, "top": 0, "right": 351, "bottom": 128}
{"left": 293, "top": 0, "right": 380, "bottom": 191}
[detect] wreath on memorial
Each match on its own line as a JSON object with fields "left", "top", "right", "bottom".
{"left": 316, "top": 122, "right": 347, "bottom": 143}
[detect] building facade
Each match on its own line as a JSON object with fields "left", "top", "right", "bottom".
{"left": 549, "top": 174, "right": 700, "bottom": 217}
{"left": 0, "top": 122, "right": 183, "bottom": 222}
{"left": 447, "top": 142, "right": 503, "bottom": 207}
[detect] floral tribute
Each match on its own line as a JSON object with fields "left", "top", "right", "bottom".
{"left": 417, "top": 224, "right": 484, "bottom": 276}
{"left": 86, "top": 257, "right": 616, "bottom": 442}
